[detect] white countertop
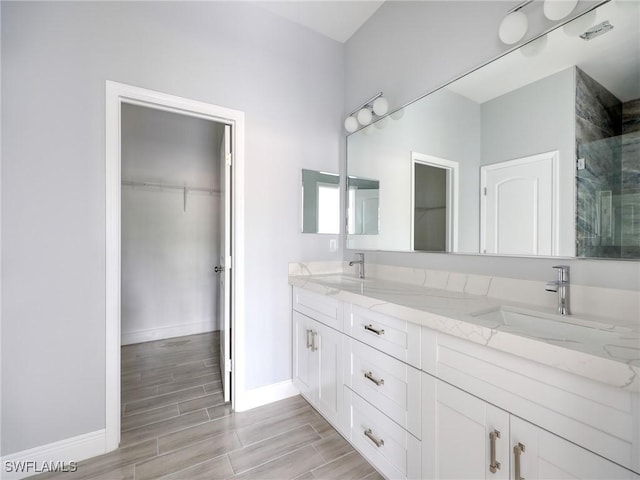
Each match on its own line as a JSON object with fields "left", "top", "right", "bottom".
{"left": 289, "top": 272, "right": 640, "bottom": 392}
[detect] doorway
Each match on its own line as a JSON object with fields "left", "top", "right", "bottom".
{"left": 410, "top": 152, "right": 459, "bottom": 252}
{"left": 105, "top": 81, "right": 245, "bottom": 451}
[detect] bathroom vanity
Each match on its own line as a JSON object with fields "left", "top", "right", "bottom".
{"left": 289, "top": 264, "right": 640, "bottom": 479}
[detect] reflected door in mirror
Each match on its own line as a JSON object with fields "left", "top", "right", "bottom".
{"left": 481, "top": 151, "right": 559, "bottom": 255}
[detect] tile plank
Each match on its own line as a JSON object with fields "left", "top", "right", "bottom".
{"left": 229, "top": 424, "right": 321, "bottom": 474}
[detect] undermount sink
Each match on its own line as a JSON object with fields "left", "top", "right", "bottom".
{"left": 312, "top": 274, "right": 367, "bottom": 287}
{"left": 470, "top": 306, "right": 627, "bottom": 344}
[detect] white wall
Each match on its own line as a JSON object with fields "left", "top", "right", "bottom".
{"left": 1, "top": 1, "right": 343, "bottom": 456}
{"left": 121, "top": 104, "right": 222, "bottom": 343}
{"left": 344, "top": 0, "right": 640, "bottom": 289}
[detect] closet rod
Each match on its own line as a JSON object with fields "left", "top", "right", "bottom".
{"left": 121, "top": 180, "right": 220, "bottom": 194}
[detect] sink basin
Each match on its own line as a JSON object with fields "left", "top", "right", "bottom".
{"left": 312, "top": 274, "right": 367, "bottom": 288}
{"left": 471, "top": 306, "right": 626, "bottom": 344}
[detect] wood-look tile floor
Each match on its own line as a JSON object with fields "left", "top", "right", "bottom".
{"left": 34, "top": 332, "right": 381, "bottom": 480}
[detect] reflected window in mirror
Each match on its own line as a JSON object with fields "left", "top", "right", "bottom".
{"left": 301, "top": 169, "right": 340, "bottom": 234}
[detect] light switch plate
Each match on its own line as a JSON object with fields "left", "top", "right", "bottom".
{"left": 329, "top": 239, "right": 337, "bottom": 252}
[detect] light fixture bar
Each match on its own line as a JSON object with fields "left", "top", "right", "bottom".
{"left": 348, "top": 92, "right": 383, "bottom": 117}
{"left": 507, "top": 0, "right": 534, "bottom": 14}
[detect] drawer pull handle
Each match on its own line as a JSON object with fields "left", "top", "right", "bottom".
{"left": 364, "top": 371, "right": 384, "bottom": 386}
{"left": 311, "top": 331, "right": 319, "bottom": 352}
{"left": 306, "top": 329, "right": 313, "bottom": 349}
{"left": 364, "top": 324, "right": 385, "bottom": 336}
{"left": 513, "top": 442, "right": 525, "bottom": 480}
{"left": 489, "top": 430, "right": 501, "bottom": 473}
{"left": 364, "top": 428, "right": 384, "bottom": 448}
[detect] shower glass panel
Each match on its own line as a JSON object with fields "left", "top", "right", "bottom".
{"left": 577, "top": 133, "right": 640, "bottom": 258}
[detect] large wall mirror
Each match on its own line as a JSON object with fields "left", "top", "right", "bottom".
{"left": 346, "top": 0, "right": 639, "bottom": 259}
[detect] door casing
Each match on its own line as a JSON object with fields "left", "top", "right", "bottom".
{"left": 105, "top": 81, "right": 245, "bottom": 451}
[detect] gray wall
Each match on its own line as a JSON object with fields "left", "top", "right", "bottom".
{"left": 344, "top": 0, "right": 639, "bottom": 288}
{"left": 1, "top": 1, "right": 343, "bottom": 455}
{"left": 481, "top": 67, "right": 576, "bottom": 256}
{"left": 121, "top": 105, "right": 222, "bottom": 340}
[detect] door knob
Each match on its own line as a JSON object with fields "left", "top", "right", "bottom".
{"left": 214, "top": 265, "right": 224, "bottom": 273}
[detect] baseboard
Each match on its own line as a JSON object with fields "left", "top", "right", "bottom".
{"left": 121, "top": 321, "right": 216, "bottom": 345}
{"left": 1, "top": 430, "right": 106, "bottom": 480}
{"left": 234, "top": 379, "right": 300, "bottom": 412}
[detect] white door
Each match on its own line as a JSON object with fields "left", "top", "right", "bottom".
{"left": 435, "top": 381, "right": 510, "bottom": 479}
{"left": 219, "top": 124, "right": 232, "bottom": 403}
{"left": 510, "top": 416, "right": 636, "bottom": 480}
{"left": 481, "top": 151, "right": 558, "bottom": 255}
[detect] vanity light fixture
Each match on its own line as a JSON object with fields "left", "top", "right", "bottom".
{"left": 344, "top": 92, "right": 389, "bottom": 133}
{"left": 499, "top": 0, "right": 578, "bottom": 45}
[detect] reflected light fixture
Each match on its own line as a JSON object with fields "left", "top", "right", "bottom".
{"left": 543, "top": 0, "right": 578, "bottom": 21}
{"left": 499, "top": 0, "right": 579, "bottom": 45}
{"left": 344, "top": 92, "right": 389, "bottom": 133}
{"left": 499, "top": 9, "right": 529, "bottom": 44}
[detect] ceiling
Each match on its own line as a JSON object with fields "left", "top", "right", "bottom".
{"left": 257, "top": 1, "right": 385, "bottom": 43}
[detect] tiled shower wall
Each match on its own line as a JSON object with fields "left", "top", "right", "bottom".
{"left": 576, "top": 67, "right": 640, "bottom": 258}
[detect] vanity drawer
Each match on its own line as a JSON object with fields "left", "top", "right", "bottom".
{"left": 344, "top": 387, "right": 421, "bottom": 480}
{"left": 292, "top": 287, "right": 342, "bottom": 331}
{"left": 344, "top": 304, "right": 421, "bottom": 368}
{"left": 344, "top": 338, "right": 422, "bottom": 438}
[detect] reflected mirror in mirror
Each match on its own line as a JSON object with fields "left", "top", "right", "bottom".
{"left": 301, "top": 169, "right": 340, "bottom": 234}
{"left": 347, "top": 175, "right": 380, "bottom": 236}
{"left": 346, "top": 0, "right": 639, "bottom": 258}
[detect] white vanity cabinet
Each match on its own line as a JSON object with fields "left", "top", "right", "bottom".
{"left": 292, "top": 290, "right": 343, "bottom": 429}
{"left": 290, "top": 283, "right": 639, "bottom": 479}
{"left": 424, "top": 378, "right": 636, "bottom": 479}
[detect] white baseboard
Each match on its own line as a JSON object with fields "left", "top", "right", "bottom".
{"left": 121, "top": 321, "right": 216, "bottom": 345}
{"left": 234, "top": 379, "right": 300, "bottom": 412}
{"left": 1, "top": 430, "right": 106, "bottom": 480}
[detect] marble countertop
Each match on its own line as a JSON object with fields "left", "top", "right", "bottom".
{"left": 289, "top": 272, "right": 640, "bottom": 392}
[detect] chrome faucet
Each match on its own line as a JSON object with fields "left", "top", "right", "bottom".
{"left": 545, "top": 265, "right": 571, "bottom": 316}
{"left": 349, "top": 253, "right": 365, "bottom": 279}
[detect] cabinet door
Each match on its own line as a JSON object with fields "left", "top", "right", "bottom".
{"left": 510, "top": 416, "right": 639, "bottom": 480}
{"left": 435, "top": 381, "right": 509, "bottom": 480}
{"left": 315, "top": 321, "right": 343, "bottom": 428}
{"left": 292, "top": 311, "right": 315, "bottom": 401}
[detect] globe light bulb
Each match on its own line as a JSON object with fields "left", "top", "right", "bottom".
{"left": 357, "top": 108, "right": 372, "bottom": 126}
{"left": 344, "top": 116, "right": 358, "bottom": 133}
{"left": 543, "top": 0, "right": 578, "bottom": 21}
{"left": 499, "top": 11, "right": 528, "bottom": 44}
{"left": 372, "top": 96, "right": 389, "bottom": 116}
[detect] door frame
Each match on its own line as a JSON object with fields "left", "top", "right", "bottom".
{"left": 105, "top": 81, "right": 245, "bottom": 451}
